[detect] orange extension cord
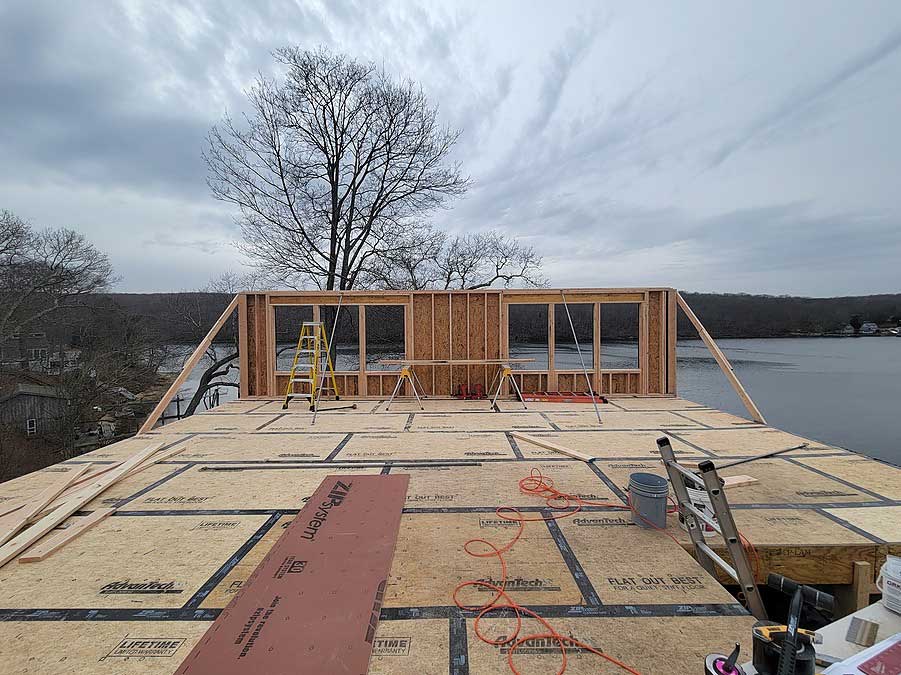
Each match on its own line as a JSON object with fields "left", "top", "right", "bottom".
{"left": 452, "top": 468, "right": 760, "bottom": 675}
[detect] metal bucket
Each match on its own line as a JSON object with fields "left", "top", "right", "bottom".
{"left": 628, "top": 472, "right": 669, "bottom": 529}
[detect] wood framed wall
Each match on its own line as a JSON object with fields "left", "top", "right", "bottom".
{"left": 239, "top": 288, "right": 679, "bottom": 399}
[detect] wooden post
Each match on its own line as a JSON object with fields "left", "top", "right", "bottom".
{"left": 835, "top": 561, "right": 874, "bottom": 616}
{"left": 359, "top": 305, "right": 368, "bottom": 397}
{"left": 594, "top": 302, "right": 601, "bottom": 393}
{"left": 639, "top": 295, "right": 649, "bottom": 394}
{"left": 266, "top": 294, "right": 276, "bottom": 397}
{"left": 666, "top": 290, "right": 677, "bottom": 394}
{"left": 404, "top": 300, "right": 413, "bottom": 396}
{"left": 139, "top": 295, "right": 240, "bottom": 434}
{"left": 676, "top": 292, "right": 766, "bottom": 423}
{"left": 238, "top": 294, "right": 249, "bottom": 398}
{"left": 547, "top": 303, "right": 556, "bottom": 390}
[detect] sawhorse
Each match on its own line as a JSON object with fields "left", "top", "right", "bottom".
{"left": 385, "top": 365, "right": 425, "bottom": 410}
{"left": 489, "top": 363, "right": 527, "bottom": 411}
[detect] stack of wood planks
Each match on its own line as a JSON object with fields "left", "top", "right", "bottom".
{"left": 0, "top": 442, "right": 183, "bottom": 567}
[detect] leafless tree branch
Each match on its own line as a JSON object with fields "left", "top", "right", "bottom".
{"left": 205, "top": 47, "right": 469, "bottom": 291}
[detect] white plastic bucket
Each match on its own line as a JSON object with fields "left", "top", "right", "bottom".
{"left": 877, "top": 554, "right": 901, "bottom": 615}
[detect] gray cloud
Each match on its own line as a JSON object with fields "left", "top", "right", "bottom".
{"left": 521, "top": 16, "right": 604, "bottom": 139}
{"left": 0, "top": 1, "right": 899, "bottom": 295}
{"left": 708, "top": 26, "right": 901, "bottom": 168}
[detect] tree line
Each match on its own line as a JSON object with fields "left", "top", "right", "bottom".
{"left": 92, "top": 290, "right": 901, "bottom": 345}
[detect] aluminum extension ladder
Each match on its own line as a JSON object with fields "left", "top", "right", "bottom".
{"left": 656, "top": 437, "right": 768, "bottom": 620}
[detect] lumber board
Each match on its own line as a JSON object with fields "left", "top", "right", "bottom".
{"left": 0, "top": 442, "right": 163, "bottom": 568}
{"left": 722, "top": 474, "right": 758, "bottom": 488}
{"left": 0, "top": 465, "right": 91, "bottom": 546}
{"left": 378, "top": 358, "right": 534, "bottom": 365}
{"left": 676, "top": 292, "right": 766, "bottom": 423}
{"left": 139, "top": 294, "right": 240, "bottom": 433}
{"left": 174, "top": 474, "right": 409, "bottom": 674}
{"left": 27, "top": 444, "right": 185, "bottom": 523}
{"left": 0, "top": 463, "right": 121, "bottom": 521}
{"left": 0, "top": 501, "right": 25, "bottom": 519}
{"left": 510, "top": 431, "right": 595, "bottom": 462}
{"left": 0, "top": 508, "right": 26, "bottom": 540}
{"left": 18, "top": 508, "right": 115, "bottom": 562}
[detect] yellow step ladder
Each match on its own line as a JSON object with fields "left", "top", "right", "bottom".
{"left": 282, "top": 321, "right": 340, "bottom": 411}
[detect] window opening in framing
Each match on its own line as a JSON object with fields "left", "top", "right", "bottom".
{"left": 320, "top": 305, "right": 360, "bottom": 371}
{"left": 600, "top": 303, "right": 639, "bottom": 369}
{"left": 365, "top": 305, "right": 405, "bottom": 371}
{"left": 508, "top": 304, "right": 548, "bottom": 370}
{"left": 274, "top": 305, "right": 313, "bottom": 371}
{"left": 554, "top": 303, "right": 593, "bottom": 369}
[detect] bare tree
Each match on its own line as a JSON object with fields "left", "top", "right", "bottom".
{"left": 205, "top": 47, "right": 468, "bottom": 291}
{"left": 57, "top": 301, "right": 168, "bottom": 453}
{"left": 363, "top": 229, "right": 545, "bottom": 290}
{"left": 0, "top": 210, "right": 114, "bottom": 343}
{"left": 165, "top": 272, "right": 260, "bottom": 417}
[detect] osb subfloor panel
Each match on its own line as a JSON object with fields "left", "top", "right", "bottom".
{"left": 1, "top": 395, "right": 899, "bottom": 675}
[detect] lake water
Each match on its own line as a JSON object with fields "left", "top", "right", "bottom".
{"left": 676, "top": 337, "right": 901, "bottom": 467}
{"left": 162, "top": 338, "right": 900, "bottom": 465}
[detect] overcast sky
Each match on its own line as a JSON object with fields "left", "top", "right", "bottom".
{"left": 2, "top": 1, "right": 900, "bottom": 296}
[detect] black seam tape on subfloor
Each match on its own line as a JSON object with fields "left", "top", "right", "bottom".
{"left": 543, "top": 513, "right": 602, "bottom": 606}
{"left": 182, "top": 511, "right": 283, "bottom": 609}
{"left": 505, "top": 431, "right": 525, "bottom": 459}
{"left": 102, "top": 499, "right": 901, "bottom": 518}
{"left": 815, "top": 508, "right": 886, "bottom": 544}
{"left": 449, "top": 614, "right": 470, "bottom": 675}
{"left": 114, "top": 463, "right": 195, "bottom": 507}
{"left": 783, "top": 456, "right": 891, "bottom": 501}
{"left": 0, "top": 603, "right": 748, "bottom": 623}
{"left": 324, "top": 432, "right": 354, "bottom": 461}
{"left": 586, "top": 459, "right": 629, "bottom": 504}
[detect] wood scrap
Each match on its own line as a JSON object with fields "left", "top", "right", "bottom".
{"left": 0, "top": 508, "right": 27, "bottom": 540}
{"left": 0, "top": 442, "right": 164, "bottom": 568}
{"left": 0, "top": 502, "right": 27, "bottom": 518}
{"left": 19, "top": 508, "right": 115, "bottom": 563}
{"left": 510, "top": 431, "right": 595, "bottom": 462}
{"left": 13, "top": 446, "right": 185, "bottom": 561}
{"left": 0, "top": 464, "right": 92, "bottom": 546}
{"left": 722, "top": 474, "right": 758, "bottom": 489}
{"left": 22, "top": 444, "right": 185, "bottom": 525}
{"left": 0, "top": 461, "right": 123, "bottom": 521}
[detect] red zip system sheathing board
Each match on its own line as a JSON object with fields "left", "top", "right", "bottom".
{"left": 174, "top": 473, "right": 410, "bottom": 675}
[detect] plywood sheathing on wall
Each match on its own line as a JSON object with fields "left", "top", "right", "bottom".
{"left": 0, "top": 396, "right": 898, "bottom": 675}
{"left": 245, "top": 289, "right": 676, "bottom": 398}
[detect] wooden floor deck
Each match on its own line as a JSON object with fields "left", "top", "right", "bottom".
{"left": 0, "top": 396, "right": 898, "bottom": 674}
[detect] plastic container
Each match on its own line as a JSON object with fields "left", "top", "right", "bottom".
{"left": 877, "top": 554, "right": 901, "bottom": 614}
{"left": 628, "top": 472, "right": 669, "bottom": 529}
